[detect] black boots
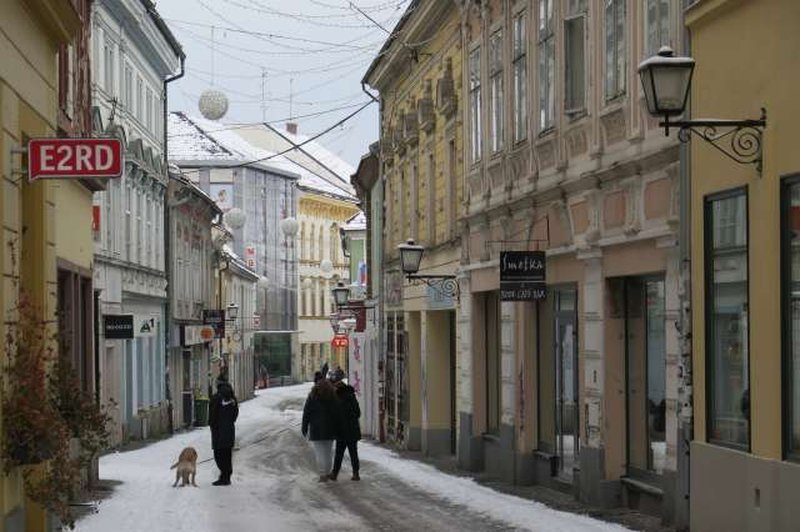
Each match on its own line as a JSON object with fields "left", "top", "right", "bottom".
{"left": 212, "top": 476, "right": 231, "bottom": 486}
{"left": 351, "top": 473, "right": 360, "bottom": 481}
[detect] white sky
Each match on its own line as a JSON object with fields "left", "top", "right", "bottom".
{"left": 155, "top": 0, "right": 409, "bottom": 169}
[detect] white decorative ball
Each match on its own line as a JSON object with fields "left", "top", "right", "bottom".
{"left": 225, "top": 208, "right": 246, "bottom": 230}
{"left": 198, "top": 89, "right": 229, "bottom": 121}
{"left": 280, "top": 216, "right": 299, "bottom": 237}
{"left": 320, "top": 259, "right": 333, "bottom": 276}
{"left": 257, "top": 276, "right": 270, "bottom": 290}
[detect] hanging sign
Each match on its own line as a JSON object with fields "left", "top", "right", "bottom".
{"left": 331, "top": 334, "right": 349, "bottom": 348}
{"left": 28, "top": 138, "right": 123, "bottom": 181}
{"left": 500, "top": 251, "right": 547, "bottom": 301}
{"left": 104, "top": 314, "right": 134, "bottom": 339}
{"left": 202, "top": 309, "right": 226, "bottom": 338}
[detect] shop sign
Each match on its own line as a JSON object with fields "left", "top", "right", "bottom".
{"left": 28, "top": 138, "right": 123, "bottom": 181}
{"left": 182, "top": 325, "right": 214, "bottom": 346}
{"left": 104, "top": 314, "right": 134, "bottom": 339}
{"left": 202, "top": 309, "right": 226, "bottom": 338}
{"left": 331, "top": 334, "right": 349, "bottom": 348}
{"left": 134, "top": 315, "right": 158, "bottom": 338}
{"left": 500, "top": 251, "right": 547, "bottom": 301}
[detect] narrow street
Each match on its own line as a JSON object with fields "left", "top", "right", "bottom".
{"left": 76, "top": 385, "right": 626, "bottom": 532}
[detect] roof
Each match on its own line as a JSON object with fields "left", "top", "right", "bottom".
{"left": 167, "top": 112, "right": 299, "bottom": 180}
{"left": 140, "top": 0, "right": 185, "bottom": 60}
{"left": 234, "top": 124, "right": 357, "bottom": 202}
{"left": 362, "top": 0, "right": 420, "bottom": 86}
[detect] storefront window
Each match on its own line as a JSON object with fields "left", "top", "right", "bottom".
{"left": 706, "top": 190, "right": 749, "bottom": 449}
{"left": 783, "top": 178, "right": 800, "bottom": 457}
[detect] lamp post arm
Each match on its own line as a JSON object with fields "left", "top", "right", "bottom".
{"left": 405, "top": 274, "right": 459, "bottom": 299}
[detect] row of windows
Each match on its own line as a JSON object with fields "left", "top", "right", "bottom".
{"left": 469, "top": 0, "right": 672, "bottom": 163}
{"left": 705, "top": 179, "right": 800, "bottom": 459}
{"left": 95, "top": 25, "right": 163, "bottom": 140}
{"left": 99, "top": 177, "right": 165, "bottom": 271}
{"left": 299, "top": 223, "right": 343, "bottom": 264}
{"left": 299, "top": 278, "right": 337, "bottom": 317}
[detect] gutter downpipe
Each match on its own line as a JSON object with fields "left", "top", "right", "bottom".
{"left": 676, "top": 22, "right": 693, "bottom": 532}
{"left": 163, "top": 55, "right": 185, "bottom": 435}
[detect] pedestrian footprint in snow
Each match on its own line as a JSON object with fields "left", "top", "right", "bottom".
{"left": 209, "top": 377, "right": 238, "bottom": 486}
{"left": 301, "top": 377, "right": 338, "bottom": 482}
{"left": 328, "top": 368, "right": 361, "bottom": 481}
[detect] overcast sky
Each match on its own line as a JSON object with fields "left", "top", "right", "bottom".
{"left": 156, "top": 0, "right": 409, "bottom": 169}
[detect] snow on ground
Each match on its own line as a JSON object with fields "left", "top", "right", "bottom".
{"left": 76, "top": 384, "right": 627, "bottom": 532}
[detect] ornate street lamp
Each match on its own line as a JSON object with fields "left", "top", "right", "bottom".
{"left": 226, "top": 303, "right": 239, "bottom": 321}
{"left": 638, "top": 46, "right": 767, "bottom": 173}
{"left": 332, "top": 281, "right": 350, "bottom": 309}
{"left": 397, "top": 239, "right": 459, "bottom": 298}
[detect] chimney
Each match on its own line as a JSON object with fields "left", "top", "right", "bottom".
{"left": 286, "top": 122, "right": 298, "bottom": 135}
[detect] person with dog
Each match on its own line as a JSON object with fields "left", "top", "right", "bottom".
{"left": 209, "top": 377, "right": 238, "bottom": 486}
{"left": 302, "top": 376, "right": 339, "bottom": 482}
{"left": 328, "top": 369, "right": 361, "bottom": 481}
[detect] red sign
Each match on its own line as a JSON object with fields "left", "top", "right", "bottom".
{"left": 28, "top": 138, "right": 123, "bottom": 181}
{"left": 331, "top": 334, "right": 349, "bottom": 348}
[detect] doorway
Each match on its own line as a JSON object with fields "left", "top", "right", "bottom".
{"left": 449, "top": 310, "right": 457, "bottom": 454}
{"left": 613, "top": 276, "right": 667, "bottom": 478}
{"left": 554, "top": 288, "right": 579, "bottom": 480}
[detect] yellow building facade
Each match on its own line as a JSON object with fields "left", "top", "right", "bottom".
{"left": 1, "top": 1, "right": 94, "bottom": 530}
{"left": 365, "top": 0, "right": 464, "bottom": 454}
{"left": 687, "top": 1, "right": 800, "bottom": 530}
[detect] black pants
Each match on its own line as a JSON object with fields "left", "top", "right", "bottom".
{"left": 213, "top": 447, "right": 233, "bottom": 479}
{"left": 332, "top": 440, "right": 359, "bottom": 476}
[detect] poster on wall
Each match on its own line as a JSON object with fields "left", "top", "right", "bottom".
{"left": 348, "top": 332, "right": 366, "bottom": 399}
{"left": 499, "top": 251, "right": 547, "bottom": 301}
{"left": 209, "top": 184, "right": 233, "bottom": 212}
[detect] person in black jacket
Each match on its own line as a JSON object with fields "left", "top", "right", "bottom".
{"left": 329, "top": 369, "right": 361, "bottom": 481}
{"left": 209, "top": 378, "right": 239, "bottom": 486}
{"left": 302, "top": 378, "right": 338, "bottom": 482}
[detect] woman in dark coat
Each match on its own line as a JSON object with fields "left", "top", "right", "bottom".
{"left": 209, "top": 379, "right": 238, "bottom": 486}
{"left": 302, "top": 378, "right": 338, "bottom": 482}
{"left": 329, "top": 370, "right": 361, "bottom": 481}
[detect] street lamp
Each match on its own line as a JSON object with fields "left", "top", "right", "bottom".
{"left": 332, "top": 281, "right": 350, "bottom": 309}
{"left": 397, "top": 239, "right": 459, "bottom": 298}
{"left": 638, "top": 46, "right": 767, "bottom": 172}
{"left": 226, "top": 303, "right": 239, "bottom": 321}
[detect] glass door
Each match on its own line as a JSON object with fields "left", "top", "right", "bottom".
{"left": 554, "top": 288, "right": 579, "bottom": 479}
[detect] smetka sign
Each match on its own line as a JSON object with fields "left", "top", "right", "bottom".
{"left": 104, "top": 314, "right": 134, "bottom": 339}
{"left": 500, "top": 251, "right": 547, "bottom": 301}
{"left": 28, "top": 138, "right": 123, "bottom": 182}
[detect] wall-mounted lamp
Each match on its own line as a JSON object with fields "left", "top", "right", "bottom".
{"left": 397, "top": 239, "right": 459, "bottom": 299}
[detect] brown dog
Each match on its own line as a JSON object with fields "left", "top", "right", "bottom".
{"left": 170, "top": 446, "right": 198, "bottom": 487}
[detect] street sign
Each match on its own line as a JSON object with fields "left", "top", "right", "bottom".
{"left": 103, "top": 314, "right": 134, "bottom": 339}
{"left": 28, "top": 138, "right": 123, "bottom": 181}
{"left": 500, "top": 251, "right": 547, "bottom": 302}
{"left": 202, "top": 309, "right": 226, "bottom": 338}
{"left": 331, "top": 334, "right": 349, "bottom": 348}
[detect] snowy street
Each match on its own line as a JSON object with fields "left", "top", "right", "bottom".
{"left": 76, "top": 385, "right": 628, "bottom": 532}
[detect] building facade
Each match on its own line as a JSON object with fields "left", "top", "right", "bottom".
{"left": 166, "top": 169, "right": 220, "bottom": 429}
{"left": 685, "top": 1, "right": 800, "bottom": 530}
{"left": 167, "top": 112, "right": 300, "bottom": 383}
{"left": 90, "top": 0, "right": 183, "bottom": 445}
{"left": 365, "top": 0, "right": 465, "bottom": 456}
{"left": 455, "top": 0, "right": 684, "bottom": 522}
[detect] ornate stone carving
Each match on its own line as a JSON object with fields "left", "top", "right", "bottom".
{"left": 565, "top": 126, "right": 588, "bottom": 159}
{"left": 436, "top": 58, "right": 457, "bottom": 118}
{"left": 403, "top": 111, "right": 418, "bottom": 147}
{"left": 623, "top": 179, "right": 642, "bottom": 236}
{"left": 600, "top": 107, "right": 627, "bottom": 146}
{"left": 418, "top": 80, "right": 435, "bottom": 133}
{"left": 536, "top": 139, "right": 556, "bottom": 170}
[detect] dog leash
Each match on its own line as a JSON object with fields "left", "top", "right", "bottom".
{"left": 195, "top": 420, "right": 303, "bottom": 465}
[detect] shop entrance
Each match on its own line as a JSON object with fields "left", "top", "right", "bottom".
{"left": 554, "top": 288, "right": 579, "bottom": 480}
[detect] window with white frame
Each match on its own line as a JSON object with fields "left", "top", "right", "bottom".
{"left": 125, "top": 183, "right": 132, "bottom": 261}
{"left": 105, "top": 182, "right": 114, "bottom": 252}
{"left": 645, "top": 0, "right": 671, "bottom": 57}
{"left": 565, "top": 0, "right": 587, "bottom": 114}
{"left": 605, "top": 0, "right": 626, "bottom": 100}
{"left": 468, "top": 46, "right": 482, "bottom": 163}
{"left": 104, "top": 42, "right": 114, "bottom": 95}
{"left": 136, "top": 187, "right": 143, "bottom": 264}
{"left": 489, "top": 29, "right": 504, "bottom": 153}
{"left": 146, "top": 89, "right": 153, "bottom": 132}
{"left": 512, "top": 11, "right": 527, "bottom": 143}
{"left": 146, "top": 194, "right": 153, "bottom": 267}
{"left": 136, "top": 76, "right": 143, "bottom": 122}
{"left": 124, "top": 65, "right": 133, "bottom": 110}
{"left": 538, "top": 0, "right": 556, "bottom": 131}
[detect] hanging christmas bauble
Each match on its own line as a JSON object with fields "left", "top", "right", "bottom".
{"left": 198, "top": 89, "right": 229, "bottom": 121}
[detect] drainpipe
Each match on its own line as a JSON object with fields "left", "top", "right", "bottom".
{"left": 162, "top": 55, "right": 185, "bottom": 435}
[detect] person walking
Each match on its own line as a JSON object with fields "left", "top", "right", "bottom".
{"left": 302, "top": 377, "right": 338, "bottom": 482}
{"left": 209, "top": 377, "right": 238, "bottom": 486}
{"left": 329, "top": 369, "right": 361, "bottom": 481}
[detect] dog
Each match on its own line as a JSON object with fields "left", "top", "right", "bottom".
{"left": 170, "top": 446, "right": 198, "bottom": 487}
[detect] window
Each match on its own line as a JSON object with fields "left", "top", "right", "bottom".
{"left": 489, "top": 29, "right": 504, "bottom": 153}
{"left": 427, "top": 153, "right": 436, "bottom": 244}
{"left": 783, "top": 177, "right": 800, "bottom": 458}
{"left": 410, "top": 164, "right": 418, "bottom": 240}
{"left": 310, "top": 225, "right": 316, "bottom": 261}
{"left": 125, "top": 183, "right": 132, "bottom": 261}
{"left": 124, "top": 65, "right": 133, "bottom": 110}
{"left": 146, "top": 195, "right": 153, "bottom": 266}
{"left": 605, "top": 0, "right": 626, "bottom": 100}
{"left": 104, "top": 43, "right": 114, "bottom": 94}
{"left": 645, "top": 0, "right": 671, "bottom": 57}
{"left": 318, "top": 229, "right": 323, "bottom": 262}
{"left": 136, "top": 77, "right": 143, "bottom": 122}
{"left": 447, "top": 139, "right": 458, "bottom": 238}
{"left": 512, "top": 12, "right": 527, "bottom": 143}
{"left": 538, "top": 0, "right": 555, "bottom": 131}
{"left": 468, "top": 46, "right": 482, "bottom": 163}
{"left": 105, "top": 182, "right": 114, "bottom": 251}
{"left": 146, "top": 88, "right": 153, "bottom": 132}
{"left": 565, "top": 1, "right": 587, "bottom": 114}
{"left": 136, "top": 188, "right": 143, "bottom": 264}
{"left": 705, "top": 190, "right": 749, "bottom": 449}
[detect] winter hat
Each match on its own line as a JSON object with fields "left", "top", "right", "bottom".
{"left": 330, "top": 368, "right": 345, "bottom": 383}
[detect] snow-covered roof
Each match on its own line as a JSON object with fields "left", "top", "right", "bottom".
{"left": 167, "top": 113, "right": 299, "bottom": 181}
{"left": 342, "top": 211, "right": 366, "bottom": 232}
{"left": 234, "top": 124, "right": 357, "bottom": 202}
